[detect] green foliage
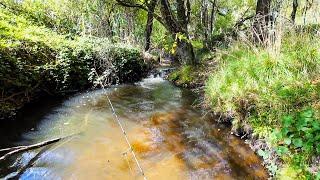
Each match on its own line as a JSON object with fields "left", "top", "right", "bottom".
{"left": 270, "top": 109, "right": 320, "bottom": 179}
{"left": 206, "top": 33, "right": 320, "bottom": 126}
{"left": 1, "top": 0, "right": 319, "bottom": 177}
{"left": 205, "top": 32, "right": 320, "bottom": 178}
{"left": 0, "top": 7, "right": 147, "bottom": 118}
{"left": 273, "top": 109, "right": 320, "bottom": 156}
{"left": 168, "top": 65, "right": 195, "bottom": 85}
{"left": 99, "top": 46, "right": 147, "bottom": 84}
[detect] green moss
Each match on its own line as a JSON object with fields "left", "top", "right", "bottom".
{"left": 168, "top": 65, "right": 195, "bottom": 85}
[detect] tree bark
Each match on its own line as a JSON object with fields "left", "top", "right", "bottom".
{"left": 209, "top": 0, "right": 217, "bottom": 36}
{"left": 291, "top": 0, "right": 298, "bottom": 23}
{"left": 201, "top": 0, "right": 209, "bottom": 46}
{"left": 176, "top": 38, "right": 196, "bottom": 65}
{"left": 145, "top": 0, "right": 158, "bottom": 51}
{"left": 160, "top": 0, "right": 196, "bottom": 65}
{"left": 303, "top": 0, "right": 313, "bottom": 25}
{"left": 253, "top": 0, "right": 272, "bottom": 43}
{"left": 159, "top": 0, "right": 181, "bottom": 33}
{"left": 186, "top": 0, "right": 191, "bottom": 23}
{"left": 176, "top": 0, "right": 188, "bottom": 32}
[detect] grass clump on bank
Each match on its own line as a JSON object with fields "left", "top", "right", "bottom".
{"left": 0, "top": 7, "right": 148, "bottom": 119}
{"left": 205, "top": 33, "right": 320, "bottom": 178}
{"left": 168, "top": 52, "right": 216, "bottom": 88}
{"left": 168, "top": 65, "right": 195, "bottom": 86}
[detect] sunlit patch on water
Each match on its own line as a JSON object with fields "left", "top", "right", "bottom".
{"left": 136, "top": 74, "right": 165, "bottom": 89}
{"left": 0, "top": 73, "right": 268, "bottom": 180}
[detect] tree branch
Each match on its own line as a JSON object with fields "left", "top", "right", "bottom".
{"left": 115, "top": 0, "right": 166, "bottom": 26}
{"left": 234, "top": 15, "right": 255, "bottom": 28}
{"left": 0, "top": 1, "right": 7, "bottom": 8}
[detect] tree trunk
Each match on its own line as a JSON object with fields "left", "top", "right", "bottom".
{"left": 160, "top": 0, "right": 196, "bottom": 65}
{"left": 208, "top": 0, "right": 217, "bottom": 49}
{"left": 291, "top": 0, "right": 298, "bottom": 23}
{"left": 303, "top": 0, "right": 313, "bottom": 25}
{"left": 253, "top": 0, "right": 272, "bottom": 43}
{"left": 176, "top": 0, "right": 188, "bottom": 32}
{"left": 144, "top": 0, "right": 157, "bottom": 51}
{"left": 175, "top": 38, "right": 196, "bottom": 65}
{"left": 201, "top": 0, "right": 209, "bottom": 47}
{"left": 209, "top": 0, "right": 217, "bottom": 36}
{"left": 186, "top": 0, "right": 191, "bottom": 23}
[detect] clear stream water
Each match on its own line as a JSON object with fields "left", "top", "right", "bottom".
{"left": 0, "top": 71, "right": 267, "bottom": 180}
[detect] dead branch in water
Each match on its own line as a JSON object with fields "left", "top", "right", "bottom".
{"left": 0, "top": 146, "right": 25, "bottom": 154}
{"left": 8, "top": 145, "right": 53, "bottom": 180}
{"left": 0, "top": 133, "right": 79, "bottom": 162}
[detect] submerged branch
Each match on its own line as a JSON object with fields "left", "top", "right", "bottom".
{"left": 9, "top": 145, "right": 53, "bottom": 180}
{"left": 0, "top": 133, "right": 79, "bottom": 162}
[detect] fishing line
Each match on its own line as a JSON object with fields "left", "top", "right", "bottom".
{"left": 95, "top": 75, "right": 147, "bottom": 180}
{"left": 91, "top": 66, "right": 147, "bottom": 179}
{"left": 103, "top": 90, "right": 147, "bottom": 180}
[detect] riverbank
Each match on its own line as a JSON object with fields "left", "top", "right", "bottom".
{"left": 168, "top": 31, "right": 320, "bottom": 179}
{"left": 0, "top": 7, "right": 153, "bottom": 120}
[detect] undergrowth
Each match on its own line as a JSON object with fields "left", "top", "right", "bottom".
{"left": 0, "top": 7, "right": 148, "bottom": 119}
{"left": 205, "top": 32, "right": 320, "bottom": 178}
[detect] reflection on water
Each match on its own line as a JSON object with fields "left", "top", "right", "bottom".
{"left": 0, "top": 74, "right": 268, "bottom": 180}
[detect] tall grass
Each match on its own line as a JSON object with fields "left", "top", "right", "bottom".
{"left": 206, "top": 31, "right": 320, "bottom": 129}
{"left": 205, "top": 27, "right": 320, "bottom": 177}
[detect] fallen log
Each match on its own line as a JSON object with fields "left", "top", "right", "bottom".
{"left": 0, "top": 133, "right": 78, "bottom": 162}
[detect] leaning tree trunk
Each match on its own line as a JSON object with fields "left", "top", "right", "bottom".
{"left": 175, "top": 0, "right": 196, "bottom": 65}
{"left": 145, "top": 0, "right": 158, "bottom": 51}
{"left": 253, "top": 0, "right": 272, "bottom": 43}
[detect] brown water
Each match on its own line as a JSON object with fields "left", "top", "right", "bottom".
{"left": 0, "top": 74, "right": 268, "bottom": 180}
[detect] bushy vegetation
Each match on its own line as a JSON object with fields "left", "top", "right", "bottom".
{"left": 272, "top": 109, "right": 320, "bottom": 179}
{"left": 205, "top": 32, "right": 320, "bottom": 178}
{"left": 0, "top": 7, "right": 148, "bottom": 119}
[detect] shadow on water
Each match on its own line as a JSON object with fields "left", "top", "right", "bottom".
{"left": 0, "top": 96, "right": 64, "bottom": 148}
{"left": 0, "top": 71, "right": 268, "bottom": 180}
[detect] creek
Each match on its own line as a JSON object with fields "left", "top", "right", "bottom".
{"left": 0, "top": 69, "right": 267, "bottom": 180}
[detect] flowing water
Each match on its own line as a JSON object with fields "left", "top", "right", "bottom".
{"left": 0, "top": 71, "right": 268, "bottom": 180}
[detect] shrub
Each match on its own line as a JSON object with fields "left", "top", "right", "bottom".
{"left": 0, "top": 8, "right": 148, "bottom": 119}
